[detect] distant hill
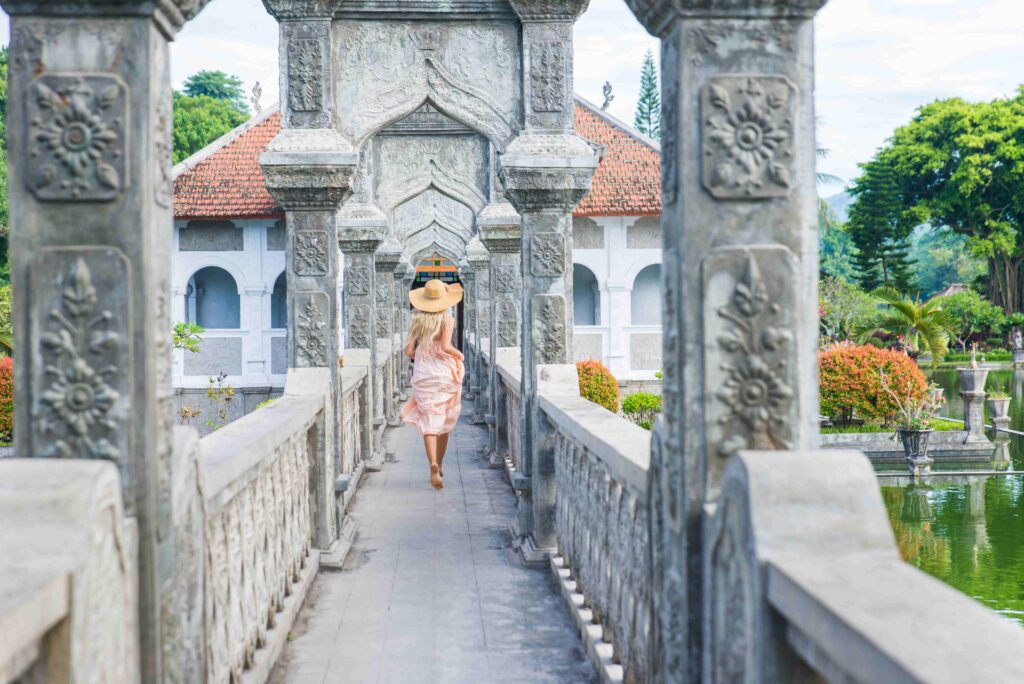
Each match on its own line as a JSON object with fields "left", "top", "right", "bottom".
{"left": 823, "top": 190, "right": 854, "bottom": 223}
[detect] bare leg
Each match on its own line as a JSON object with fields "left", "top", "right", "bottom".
{"left": 437, "top": 433, "right": 450, "bottom": 476}
{"left": 423, "top": 434, "right": 443, "bottom": 489}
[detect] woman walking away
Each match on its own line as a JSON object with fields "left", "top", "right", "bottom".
{"left": 400, "top": 279, "right": 465, "bottom": 490}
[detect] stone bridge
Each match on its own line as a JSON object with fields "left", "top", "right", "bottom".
{"left": 3, "top": 1, "right": 1024, "bottom": 683}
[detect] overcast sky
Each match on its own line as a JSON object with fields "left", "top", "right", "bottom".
{"left": 2, "top": 0, "right": 1023, "bottom": 186}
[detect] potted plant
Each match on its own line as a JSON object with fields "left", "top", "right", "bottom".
{"left": 986, "top": 377, "right": 1011, "bottom": 430}
{"left": 881, "top": 371, "right": 943, "bottom": 476}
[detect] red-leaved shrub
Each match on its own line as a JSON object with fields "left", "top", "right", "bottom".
{"left": 0, "top": 357, "right": 13, "bottom": 442}
{"left": 819, "top": 344, "right": 926, "bottom": 425}
{"left": 576, "top": 359, "right": 620, "bottom": 414}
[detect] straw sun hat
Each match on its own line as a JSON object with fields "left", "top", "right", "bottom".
{"left": 409, "top": 279, "right": 463, "bottom": 313}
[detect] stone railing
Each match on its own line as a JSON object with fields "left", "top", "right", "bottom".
{"left": 0, "top": 461, "right": 137, "bottom": 684}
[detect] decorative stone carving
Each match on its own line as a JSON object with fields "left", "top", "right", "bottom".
{"left": 34, "top": 252, "right": 128, "bottom": 465}
{"left": 686, "top": 20, "right": 797, "bottom": 66}
{"left": 627, "top": 217, "right": 661, "bottom": 249}
{"left": 345, "top": 266, "right": 371, "bottom": 295}
{"left": 348, "top": 304, "right": 371, "bottom": 348}
{"left": 288, "top": 38, "right": 324, "bottom": 113}
{"left": 704, "top": 247, "right": 796, "bottom": 471}
{"left": 295, "top": 293, "right": 329, "bottom": 366}
{"left": 27, "top": 75, "right": 127, "bottom": 201}
{"left": 701, "top": 75, "right": 796, "bottom": 199}
{"left": 293, "top": 230, "right": 329, "bottom": 276}
{"left": 707, "top": 500, "right": 755, "bottom": 684}
{"left": 530, "top": 234, "right": 566, "bottom": 277}
{"left": 155, "top": 93, "right": 173, "bottom": 208}
{"left": 530, "top": 40, "right": 566, "bottom": 113}
{"left": 494, "top": 266, "right": 519, "bottom": 294}
{"left": 572, "top": 217, "right": 604, "bottom": 249}
{"left": 498, "top": 299, "right": 519, "bottom": 347}
{"left": 531, "top": 295, "right": 567, "bottom": 363}
{"left": 179, "top": 221, "right": 244, "bottom": 251}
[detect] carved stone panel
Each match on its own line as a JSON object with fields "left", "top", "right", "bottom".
{"left": 701, "top": 75, "right": 796, "bottom": 200}
{"left": 348, "top": 304, "right": 371, "bottom": 348}
{"left": 531, "top": 294, "right": 568, "bottom": 364}
{"left": 530, "top": 40, "right": 566, "bottom": 113}
{"left": 288, "top": 38, "right": 324, "bottom": 113}
{"left": 703, "top": 247, "right": 797, "bottom": 473}
{"left": 498, "top": 299, "right": 519, "bottom": 347}
{"left": 27, "top": 75, "right": 127, "bottom": 201}
{"left": 292, "top": 230, "right": 330, "bottom": 276}
{"left": 494, "top": 265, "right": 519, "bottom": 294}
{"left": 345, "top": 266, "right": 371, "bottom": 295}
{"left": 294, "top": 292, "right": 329, "bottom": 367}
{"left": 530, "top": 234, "right": 566, "bottom": 277}
{"left": 707, "top": 500, "right": 755, "bottom": 684}
{"left": 179, "top": 221, "right": 244, "bottom": 251}
{"left": 31, "top": 249, "right": 131, "bottom": 468}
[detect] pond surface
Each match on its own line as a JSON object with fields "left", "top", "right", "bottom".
{"left": 880, "top": 367, "right": 1024, "bottom": 624}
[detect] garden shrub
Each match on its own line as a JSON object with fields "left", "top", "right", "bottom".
{"left": 819, "top": 344, "right": 926, "bottom": 426}
{"left": 577, "top": 359, "right": 620, "bottom": 413}
{"left": 0, "top": 358, "right": 13, "bottom": 442}
{"left": 622, "top": 392, "right": 661, "bottom": 430}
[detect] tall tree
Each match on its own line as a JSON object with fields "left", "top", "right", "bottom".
{"left": 183, "top": 70, "right": 249, "bottom": 114}
{"left": 172, "top": 92, "right": 248, "bottom": 163}
{"left": 819, "top": 200, "right": 856, "bottom": 282}
{"left": 881, "top": 90, "right": 1024, "bottom": 314}
{"left": 847, "top": 158, "right": 915, "bottom": 292}
{"left": 633, "top": 50, "right": 660, "bottom": 139}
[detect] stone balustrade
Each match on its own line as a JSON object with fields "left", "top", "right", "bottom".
{"left": 0, "top": 461, "right": 137, "bottom": 684}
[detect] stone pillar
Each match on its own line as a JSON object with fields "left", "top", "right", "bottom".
{"left": 479, "top": 206, "right": 522, "bottom": 467}
{"left": 0, "top": 1, "right": 217, "bottom": 677}
{"left": 460, "top": 257, "right": 476, "bottom": 398}
{"left": 958, "top": 364, "right": 990, "bottom": 444}
{"left": 261, "top": 0, "right": 355, "bottom": 566}
{"left": 375, "top": 239, "right": 402, "bottom": 427}
{"left": 338, "top": 229, "right": 386, "bottom": 469}
{"left": 624, "top": 1, "right": 829, "bottom": 680}
{"left": 396, "top": 260, "right": 415, "bottom": 394}
{"left": 467, "top": 238, "right": 492, "bottom": 425}
{"left": 503, "top": 0, "right": 598, "bottom": 560}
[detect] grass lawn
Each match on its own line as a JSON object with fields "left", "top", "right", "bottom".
{"left": 821, "top": 418, "right": 962, "bottom": 434}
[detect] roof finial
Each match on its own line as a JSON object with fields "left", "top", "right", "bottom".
{"left": 601, "top": 81, "right": 614, "bottom": 111}
{"left": 250, "top": 81, "right": 262, "bottom": 114}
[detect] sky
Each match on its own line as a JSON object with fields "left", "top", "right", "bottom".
{"left": 2, "top": 0, "right": 1023, "bottom": 186}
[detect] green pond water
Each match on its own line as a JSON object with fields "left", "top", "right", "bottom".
{"left": 880, "top": 368, "right": 1024, "bottom": 624}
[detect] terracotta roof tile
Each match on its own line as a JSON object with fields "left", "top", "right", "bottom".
{"left": 173, "top": 102, "right": 661, "bottom": 221}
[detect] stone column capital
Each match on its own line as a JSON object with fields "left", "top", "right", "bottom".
{"left": 260, "top": 0, "right": 341, "bottom": 20}
{"left": 507, "top": 0, "right": 590, "bottom": 21}
{"left": 466, "top": 238, "right": 492, "bottom": 273}
{"left": 625, "top": 0, "right": 829, "bottom": 36}
{"left": 479, "top": 224, "right": 522, "bottom": 254}
{"left": 374, "top": 239, "right": 403, "bottom": 273}
{"left": 0, "top": 0, "right": 211, "bottom": 36}
{"left": 499, "top": 133, "right": 599, "bottom": 214}
{"left": 260, "top": 129, "right": 356, "bottom": 211}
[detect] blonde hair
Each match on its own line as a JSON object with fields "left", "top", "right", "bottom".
{"left": 407, "top": 310, "right": 448, "bottom": 349}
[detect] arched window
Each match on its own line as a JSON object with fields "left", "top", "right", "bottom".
{"left": 271, "top": 272, "right": 287, "bottom": 329}
{"left": 186, "top": 266, "right": 240, "bottom": 329}
{"left": 631, "top": 264, "right": 662, "bottom": 326}
{"left": 572, "top": 263, "right": 600, "bottom": 326}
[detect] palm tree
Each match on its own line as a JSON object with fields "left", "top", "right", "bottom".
{"left": 856, "top": 287, "right": 957, "bottom": 363}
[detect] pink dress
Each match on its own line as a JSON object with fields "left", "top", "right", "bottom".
{"left": 400, "top": 320, "right": 464, "bottom": 436}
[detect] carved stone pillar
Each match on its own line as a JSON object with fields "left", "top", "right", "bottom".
{"left": 395, "top": 260, "right": 416, "bottom": 394}
{"left": 0, "top": 1, "right": 217, "bottom": 677}
{"left": 503, "top": 0, "right": 598, "bottom": 562}
{"left": 480, "top": 206, "right": 522, "bottom": 467}
{"left": 624, "top": 1, "right": 829, "bottom": 680}
{"left": 375, "top": 239, "right": 402, "bottom": 427}
{"left": 338, "top": 230, "right": 386, "bottom": 469}
{"left": 459, "top": 257, "right": 476, "bottom": 397}
{"left": 467, "top": 237, "right": 492, "bottom": 425}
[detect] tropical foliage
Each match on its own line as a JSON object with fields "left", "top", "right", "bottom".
{"left": 172, "top": 92, "right": 248, "bottom": 163}
{"left": 183, "top": 70, "right": 249, "bottom": 114}
{"left": 939, "top": 290, "right": 1006, "bottom": 352}
{"left": 576, "top": 359, "right": 620, "bottom": 414}
{"left": 819, "top": 276, "right": 878, "bottom": 345}
{"left": 855, "top": 287, "right": 956, "bottom": 362}
{"left": 621, "top": 392, "right": 661, "bottom": 430}
{"left": 819, "top": 344, "right": 927, "bottom": 426}
{"left": 0, "top": 357, "right": 12, "bottom": 443}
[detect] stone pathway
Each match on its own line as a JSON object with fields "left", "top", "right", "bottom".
{"left": 269, "top": 403, "right": 596, "bottom": 684}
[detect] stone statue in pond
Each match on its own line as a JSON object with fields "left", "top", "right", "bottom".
{"left": 1015, "top": 329, "right": 1022, "bottom": 351}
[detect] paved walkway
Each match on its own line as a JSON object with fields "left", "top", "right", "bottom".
{"left": 269, "top": 402, "right": 596, "bottom": 683}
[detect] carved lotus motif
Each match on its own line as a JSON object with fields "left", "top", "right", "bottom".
{"left": 718, "top": 357, "right": 792, "bottom": 429}
{"left": 43, "top": 357, "right": 120, "bottom": 437}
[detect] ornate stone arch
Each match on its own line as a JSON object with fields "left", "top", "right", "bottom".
{"left": 378, "top": 161, "right": 488, "bottom": 216}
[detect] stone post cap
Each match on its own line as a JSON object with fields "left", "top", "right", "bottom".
{"left": 260, "top": 128, "right": 356, "bottom": 210}
{"left": 336, "top": 201, "right": 386, "bottom": 229}
{"left": 626, "top": 0, "right": 829, "bottom": 36}
{"left": 0, "top": 0, "right": 210, "bottom": 34}
{"left": 374, "top": 239, "right": 404, "bottom": 271}
{"left": 260, "top": 128, "right": 355, "bottom": 167}
{"left": 458, "top": 257, "right": 473, "bottom": 278}
{"left": 479, "top": 223, "right": 522, "bottom": 254}
{"left": 466, "top": 237, "right": 491, "bottom": 271}
{"left": 396, "top": 260, "right": 416, "bottom": 280}
{"left": 338, "top": 226, "right": 385, "bottom": 253}
{"left": 507, "top": 0, "right": 591, "bottom": 21}
{"left": 261, "top": 0, "right": 340, "bottom": 20}
{"left": 500, "top": 132, "right": 600, "bottom": 171}
{"left": 477, "top": 201, "right": 521, "bottom": 229}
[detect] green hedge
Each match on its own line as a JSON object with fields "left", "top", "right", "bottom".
{"left": 577, "top": 360, "right": 620, "bottom": 413}
{"left": 622, "top": 392, "right": 661, "bottom": 430}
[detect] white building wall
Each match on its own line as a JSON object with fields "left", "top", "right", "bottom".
{"left": 572, "top": 216, "right": 662, "bottom": 381}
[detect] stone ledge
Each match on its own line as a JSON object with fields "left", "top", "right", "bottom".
{"left": 550, "top": 556, "right": 623, "bottom": 684}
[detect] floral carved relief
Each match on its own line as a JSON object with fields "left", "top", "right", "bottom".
{"left": 288, "top": 38, "right": 324, "bottom": 113}
{"left": 296, "top": 295, "right": 328, "bottom": 366}
{"left": 293, "top": 230, "right": 329, "bottom": 276}
{"left": 532, "top": 294, "right": 567, "bottom": 364}
{"left": 498, "top": 299, "right": 519, "bottom": 347}
{"left": 348, "top": 304, "right": 371, "bottom": 349}
{"left": 530, "top": 234, "right": 566, "bottom": 277}
{"left": 28, "top": 75, "right": 127, "bottom": 201}
{"left": 494, "top": 265, "right": 519, "bottom": 294}
{"left": 701, "top": 75, "right": 796, "bottom": 200}
{"left": 37, "top": 255, "right": 126, "bottom": 462}
{"left": 345, "top": 266, "right": 371, "bottom": 295}
{"left": 704, "top": 247, "right": 796, "bottom": 469}
{"left": 530, "top": 40, "right": 566, "bottom": 113}
{"left": 709, "top": 503, "right": 754, "bottom": 684}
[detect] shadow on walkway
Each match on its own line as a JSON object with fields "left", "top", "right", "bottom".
{"left": 269, "top": 402, "right": 596, "bottom": 683}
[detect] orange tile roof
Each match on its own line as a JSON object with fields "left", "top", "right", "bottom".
{"left": 173, "top": 100, "right": 661, "bottom": 221}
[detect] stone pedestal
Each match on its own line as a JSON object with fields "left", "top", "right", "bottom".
{"left": 624, "top": 0, "right": 829, "bottom": 680}
{"left": 1014, "top": 348, "right": 1024, "bottom": 367}
{"left": 479, "top": 207, "right": 522, "bottom": 467}
{"left": 958, "top": 366, "right": 989, "bottom": 444}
